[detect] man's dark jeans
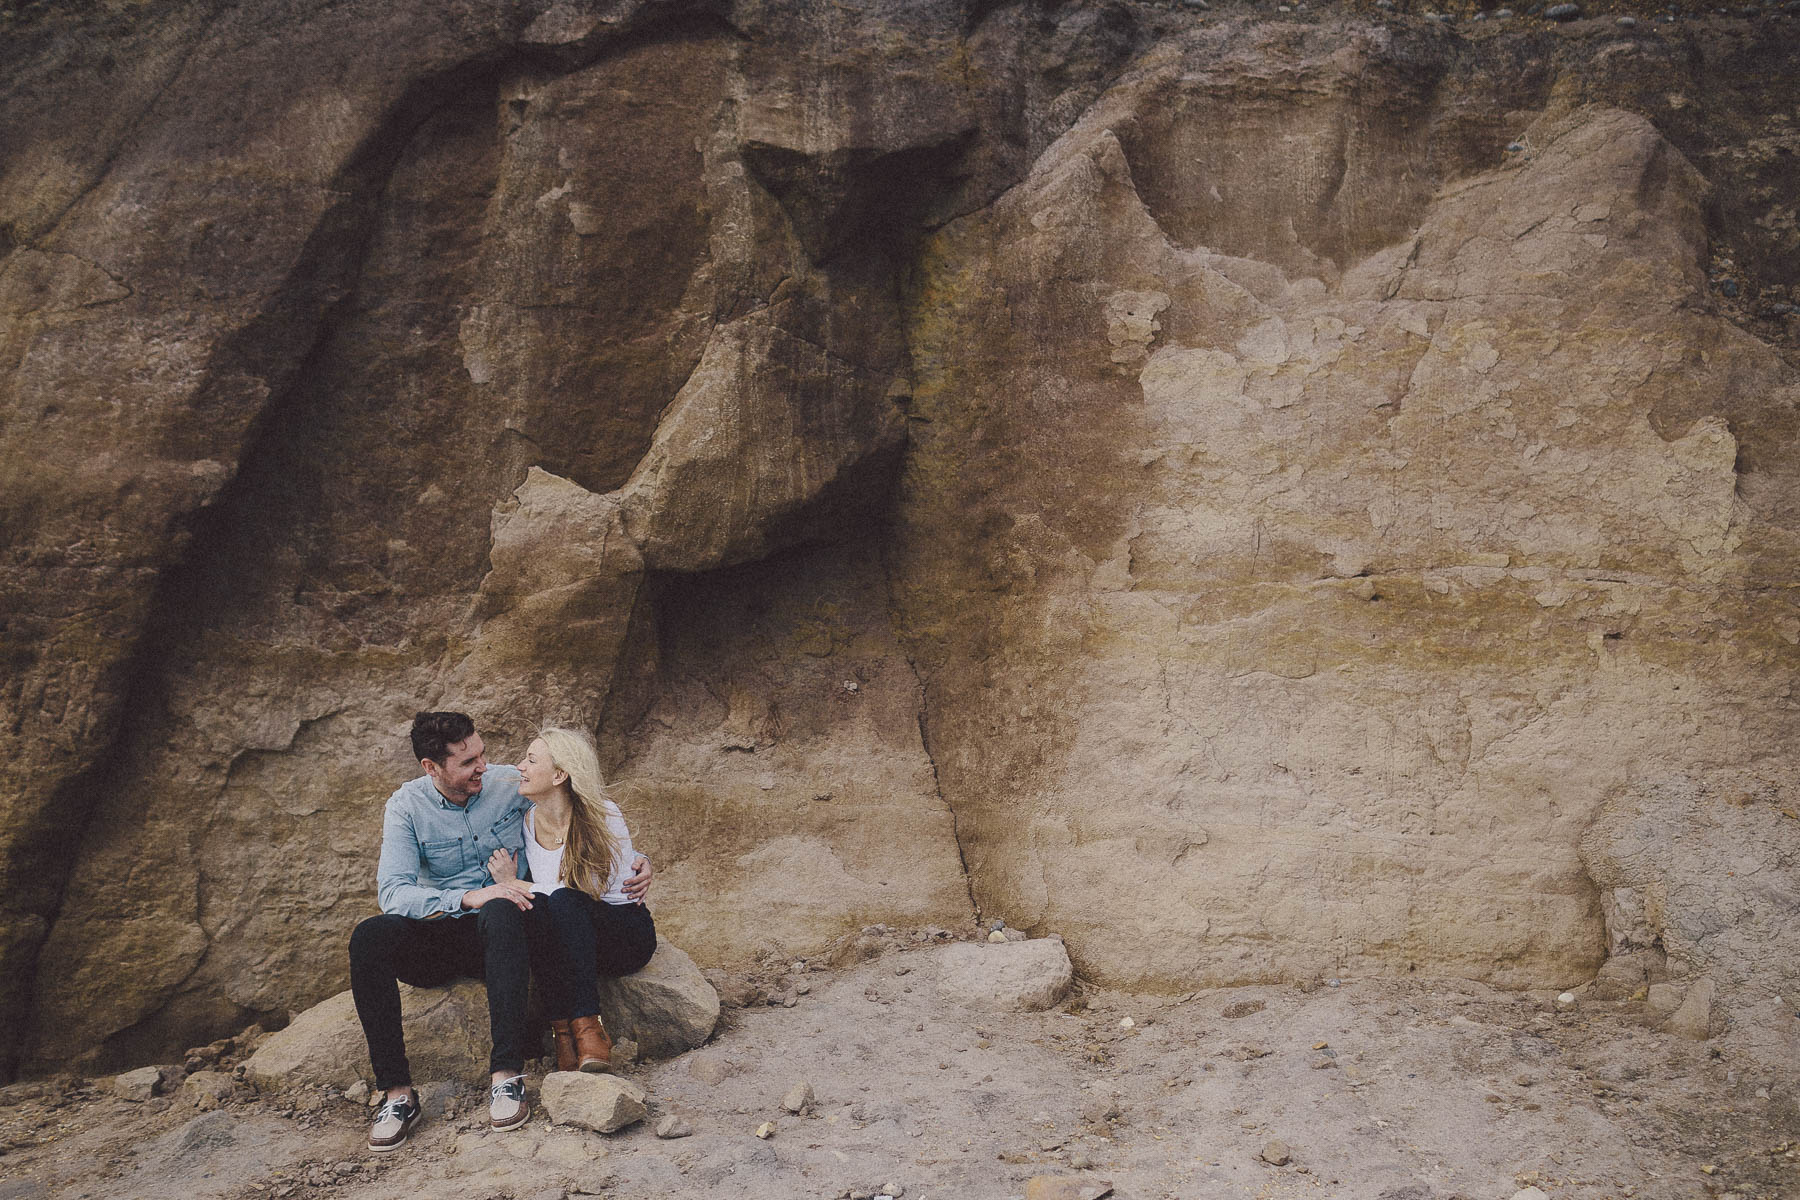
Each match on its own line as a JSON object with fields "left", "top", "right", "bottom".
{"left": 348, "top": 902, "right": 530, "bottom": 1091}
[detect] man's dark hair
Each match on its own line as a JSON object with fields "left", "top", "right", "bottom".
{"left": 411, "top": 711, "right": 476, "bottom": 765}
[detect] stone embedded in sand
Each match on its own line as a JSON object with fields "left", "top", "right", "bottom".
{"left": 1646, "top": 983, "right": 1685, "bottom": 1019}
{"left": 1024, "top": 1176, "right": 1115, "bottom": 1200}
{"left": 1260, "top": 1140, "right": 1293, "bottom": 1166}
{"left": 935, "top": 940, "right": 1074, "bottom": 1012}
{"left": 541, "top": 1071, "right": 647, "bottom": 1133}
{"left": 654, "top": 1112, "right": 694, "bottom": 1139}
{"left": 780, "top": 1080, "right": 814, "bottom": 1113}
{"left": 686, "top": 1052, "right": 735, "bottom": 1086}
{"left": 1660, "top": 976, "right": 1718, "bottom": 1041}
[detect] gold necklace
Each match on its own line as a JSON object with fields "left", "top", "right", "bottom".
{"left": 534, "top": 813, "right": 569, "bottom": 849}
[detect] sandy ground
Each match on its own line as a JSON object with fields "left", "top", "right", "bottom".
{"left": 4, "top": 934, "right": 1797, "bottom": 1200}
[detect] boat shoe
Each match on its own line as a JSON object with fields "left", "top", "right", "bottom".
{"left": 489, "top": 1074, "right": 531, "bottom": 1131}
{"left": 367, "top": 1088, "right": 422, "bottom": 1152}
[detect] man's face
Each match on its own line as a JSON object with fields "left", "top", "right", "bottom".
{"left": 423, "top": 733, "right": 487, "bottom": 804}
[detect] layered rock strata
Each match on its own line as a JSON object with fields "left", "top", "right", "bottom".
{"left": 1, "top": 0, "right": 1796, "bottom": 1076}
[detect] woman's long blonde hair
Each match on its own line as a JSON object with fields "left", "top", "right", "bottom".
{"left": 537, "top": 727, "right": 621, "bottom": 897}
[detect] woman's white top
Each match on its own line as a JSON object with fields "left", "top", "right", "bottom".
{"left": 523, "top": 802, "right": 638, "bottom": 905}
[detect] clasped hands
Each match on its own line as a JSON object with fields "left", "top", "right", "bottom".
{"left": 461, "top": 847, "right": 654, "bottom": 911}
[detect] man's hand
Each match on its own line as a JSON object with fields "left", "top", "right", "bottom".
{"left": 462, "top": 880, "right": 532, "bottom": 911}
{"left": 488, "top": 847, "right": 519, "bottom": 883}
{"left": 622, "top": 854, "right": 653, "bottom": 904}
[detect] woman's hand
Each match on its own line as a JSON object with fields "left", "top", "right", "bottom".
{"left": 461, "top": 881, "right": 532, "bottom": 911}
{"left": 488, "top": 847, "right": 519, "bottom": 883}
{"left": 622, "top": 854, "right": 653, "bottom": 904}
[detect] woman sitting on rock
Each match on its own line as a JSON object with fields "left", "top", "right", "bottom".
{"left": 488, "top": 726, "right": 657, "bottom": 1072}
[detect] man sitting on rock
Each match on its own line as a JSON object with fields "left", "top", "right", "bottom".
{"left": 348, "top": 711, "right": 649, "bottom": 1151}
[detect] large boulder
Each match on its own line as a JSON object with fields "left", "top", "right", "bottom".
{"left": 241, "top": 940, "right": 716, "bottom": 1090}
{"left": 933, "top": 939, "right": 1075, "bottom": 1012}
{"left": 242, "top": 980, "right": 490, "bottom": 1091}
{"left": 596, "top": 936, "right": 719, "bottom": 1058}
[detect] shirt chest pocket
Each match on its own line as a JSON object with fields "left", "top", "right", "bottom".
{"left": 420, "top": 837, "right": 467, "bottom": 878}
{"left": 485, "top": 811, "right": 524, "bottom": 855}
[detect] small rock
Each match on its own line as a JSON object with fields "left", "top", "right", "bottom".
{"left": 755, "top": 1120, "right": 776, "bottom": 1139}
{"left": 181, "top": 1070, "right": 236, "bottom": 1110}
{"left": 1617, "top": 14, "right": 1637, "bottom": 24}
{"left": 1661, "top": 976, "right": 1717, "bottom": 1041}
{"left": 1222, "top": 1000, "right": 1265, "bottom": 1019}
{"left": 1719, "top": 279, "right": 1740, "bottom": 298}
{"left": 1375, "top": 0, "right": 1394, "bottom": 8}
{"left": 1260, "top": 1140, "right": 1292, "bottom": 1166}
{"left": 111, "top": 1066, "right": 163, "bottom": 1103}
{"left": 344, "top": 1080, "right": 370, "bottom": 1104}
{"left": 1495, "top": 8, "right": 1515, "bottom": 16}
{"left": 654, "top": 1113, "right": 694, "bottom": 1139}
{"left": 1118, "top": 1017, "right": 1135, "bottom": 1029}
{"left": 1556, "top": 991, "right": 1576, "bottom": 1009}
{"left": 1024, "top": 1177, "right": 1114, "bottom": 1200}
{"left": 1646, "top": 982, "right": 1684, "bottom": 1017}
{"left": 832, "top": 935, "right": 885, "bottom": 968}
{"left": 1545, "top": 3, "right": 1581, "bottom": 18}
{"left": 540, "top": 1072, "right": 648, "bottom": 1133}
{"left": 988, "top": 930, "right": 1008, "bottom": 943}
{"left": 609, "top": 1037, "right": 639, "bottom": 1069}
{"left": 687, "top": 1052, "right": 735, "bottom": 1085}
{"left": 881, "top": 1185, "right": 905, "bottom": 1198}
{"left": 781, "top": 1080, "right": 814, "bottom": 1114}
{"left": 1004, "top": 928, "right": 1028, "bottom": 942}
{"left": 989, "top": 919, "right": 1006, "bottom": 932}
{"left": 1514, "top": 1073, "right": 1534, "bottom": 1087}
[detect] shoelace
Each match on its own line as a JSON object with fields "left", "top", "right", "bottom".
{"left": 490, "top": 1074, "right": 526, "bottom": 1102}
{"left": 375, "top": 1094, "right": 415, "bottom": 1124}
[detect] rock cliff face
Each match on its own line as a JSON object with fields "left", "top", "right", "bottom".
{"left": 1, "top": 0, "right": 1796, "bottom": 1077}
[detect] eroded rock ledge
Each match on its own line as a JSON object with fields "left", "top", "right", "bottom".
{"left": 1, "top": 1, "right": 1796, "bottom": 1077}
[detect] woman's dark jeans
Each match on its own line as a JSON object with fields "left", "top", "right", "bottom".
{"left": 348, "top": 901, "right": 531, "bottom": 1091}
{"left": 524, "top": 888, "right": 657, "bottom": 1021}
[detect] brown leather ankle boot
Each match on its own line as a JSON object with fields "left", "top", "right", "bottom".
{"left": 568, "top": 1014, "right": 612, "bottom": 1073}
{"left": 548, "top": 1019, "right": 578, "bottom": 1073}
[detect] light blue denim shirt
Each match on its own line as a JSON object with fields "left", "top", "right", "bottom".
{"left": 376, "top": 764, "right": 529, "bottom": 919}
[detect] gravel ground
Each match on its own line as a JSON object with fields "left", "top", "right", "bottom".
{"left": 4, "top": 936, "right": 1797, "bottom": 1200}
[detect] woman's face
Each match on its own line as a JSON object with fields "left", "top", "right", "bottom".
{"left": 516, "top": 737, "right": 565, "bottom": 800}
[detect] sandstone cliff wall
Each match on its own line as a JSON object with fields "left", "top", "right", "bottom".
{"left": 1, "top": 0, "right": 1795, "bottom": 1076}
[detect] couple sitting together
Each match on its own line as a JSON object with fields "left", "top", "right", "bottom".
{"left": 348, "top": 711, "right": 656, "bottom": 1152}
